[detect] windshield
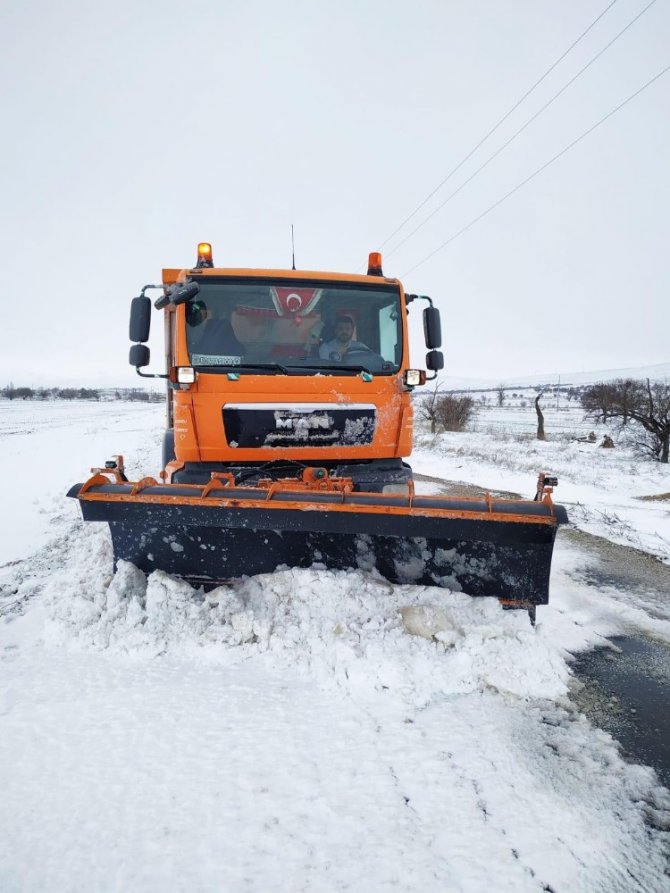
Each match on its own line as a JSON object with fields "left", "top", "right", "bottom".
{"left": 185, "top": 278, "right": 402, "bottom": 374}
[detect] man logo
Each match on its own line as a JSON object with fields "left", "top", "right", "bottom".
{"left": 275, "top": 412, "right": 333, "bottom": 431}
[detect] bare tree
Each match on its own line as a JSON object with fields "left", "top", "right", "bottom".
{"left": 496, "top": 384, "right": 505, "bottom": 407}
{"left": 580, "top": 382, "right": 617, "bottom": 422}
{"left": 418, "top": 378, "right": 442, "bottom": 434}
{"left": 535, "top": 391, "right": 546, "bottom": 441}
{"left": 583, "top": 378, "right": 670, "bottom": 463}
{"left": 435, "top": 394, "right": 477, "bottom": 432}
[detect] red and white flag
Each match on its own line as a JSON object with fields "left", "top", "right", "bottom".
{"left": 270, "top": 287, "right": 322, "bottom": 317}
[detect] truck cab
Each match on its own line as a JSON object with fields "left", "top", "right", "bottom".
{"left": 130, "top": 244, "right": 443, "bottom": 489}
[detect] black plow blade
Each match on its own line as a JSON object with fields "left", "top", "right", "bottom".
{"left": 68, "top": 477, "right": 567, "bottom": 605}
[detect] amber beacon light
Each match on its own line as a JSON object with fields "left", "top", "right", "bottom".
{"left": 196, "top": 242, "right": 214, "bottom": 268}
{"left": 367, "top": 252, "right": 383, "bottom": 276}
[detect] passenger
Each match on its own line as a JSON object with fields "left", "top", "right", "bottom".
{"left": 318, "top": 315, "right": 368, "bottom": 361}
{"left": 186, "top": 300, "right": 209, "bottom": 329}
{"left": 188, "top": 301, "right": 244, "bottom": 357}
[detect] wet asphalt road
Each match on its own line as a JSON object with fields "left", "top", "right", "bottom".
{"left": 560, "top": 527, "right": 670, "bottom": 788}
{"left": 414, "top": 474, "right": 670, "bottom": 789}
{"left": 570, "top": 634, "right": 670, "bottom": 788}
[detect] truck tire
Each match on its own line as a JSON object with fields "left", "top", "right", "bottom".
{"left": 162, "top": 429, "right": 176, "bottom": 468}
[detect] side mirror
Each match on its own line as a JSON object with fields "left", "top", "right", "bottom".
{"left": 154, "top": 280, "right": 200, "bottom": 310}
{"left": 423, "top": 307, "right": 442, "bottom": 349}
{"left": 129, "top": 343, "right": 150, "bottom": 368}
{"left": 426, "top": 350, "right": 444, "bottom": 371}
{"left": 129, "top": 296, "right": 151, "bottom": 343}
{"left": 172, "top": 281, "right": 200, "bottom": 306}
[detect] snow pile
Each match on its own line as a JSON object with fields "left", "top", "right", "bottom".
{"left": 7, "top": 552, "right": 665, "bottom": 892}
{"left": 1, "top": 522, "right": 666, "bottom": 893}
{"left": 48, "top": 560, "right": 570, "bottom": 702}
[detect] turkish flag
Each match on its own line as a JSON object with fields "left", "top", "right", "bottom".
{"left": 270, "top": 287, "right": 322, "bottom": 317}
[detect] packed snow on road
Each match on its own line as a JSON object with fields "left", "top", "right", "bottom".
{"left": 1, "top": 399, "right": 669, "bottom": 892}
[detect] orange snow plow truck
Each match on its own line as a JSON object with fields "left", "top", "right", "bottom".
{"left": 68, "top": 243, "right": 567, "bottom": 612}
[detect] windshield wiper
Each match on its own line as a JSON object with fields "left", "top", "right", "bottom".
{"left": 296, "top": 362, "right": 374, "bottom": 375}
{"left": 194, "top": 362, "right": 294, "bottom": 375}
{"left": 238, "top": 362, "right": 293, "bottom": 374}
{"left": 194, "top": 362, "right": 373, "bottom": 375}
{"left": 335, "top": 364, "right": 372, "bottom": 374}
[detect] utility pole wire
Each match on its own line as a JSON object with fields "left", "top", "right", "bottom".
{"left": 376, "top": 0, "right": 620, "bottom": 252}
{"left": 400, "top": 62, "right": 670, "bottom": 278}
{"left": 386, "top": 0, "right": 658, "bottom": 260}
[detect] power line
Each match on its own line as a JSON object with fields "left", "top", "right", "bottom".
{"left": 400, "top": 63, "right": 670, "bottom": 278}
{"left": 386, "top": 0, "right": 658, "bottom": 260}
{"left": 376, "top": 0, "right": 620, "bottom": 252}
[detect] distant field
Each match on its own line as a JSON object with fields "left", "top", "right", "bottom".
{"left": 471, "top": 403, "right": 591, "bottom": 437}
{"left": 415, "top": 388, "right": 594, "bottom": 439}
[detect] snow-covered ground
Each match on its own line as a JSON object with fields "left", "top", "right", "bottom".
{"left": 0, "top": 400, "right": 163, "bottom": 566}
{"left": 1, "top": 399, "right": 669, "bottom": 892}
{"left": 413, "top": 400, "right": 670, "bottom": 565}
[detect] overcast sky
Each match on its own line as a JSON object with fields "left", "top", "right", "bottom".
{"left": 1, "top": 0, "right": 668, "bottom": 387}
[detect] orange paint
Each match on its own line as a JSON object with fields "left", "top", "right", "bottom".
{"left": 161, "top": 265, "right": 416, "bottom": 468}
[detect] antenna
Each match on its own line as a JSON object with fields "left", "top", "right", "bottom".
{"left": 291, "top": 224, "right": 296, "bottom": 270}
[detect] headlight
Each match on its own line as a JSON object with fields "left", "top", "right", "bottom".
{"left": 176, "top": 366, "right": 195, "bottom": 384}
{"left": 404, "top": 369, "right": 424, "bottom": 387}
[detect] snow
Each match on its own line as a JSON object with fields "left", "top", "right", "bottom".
{"left": 1, "top": 399, "right": 670, "bottom": 892}
{"left": 412, "top": 402, "right": 670, "bottom": 564}
{"left": 0, "top": 399, "right": 163, "bottom": 566}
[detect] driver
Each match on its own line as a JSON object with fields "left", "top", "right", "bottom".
{"left": 319, "top": 314, "right": 368, "bottom": 361}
